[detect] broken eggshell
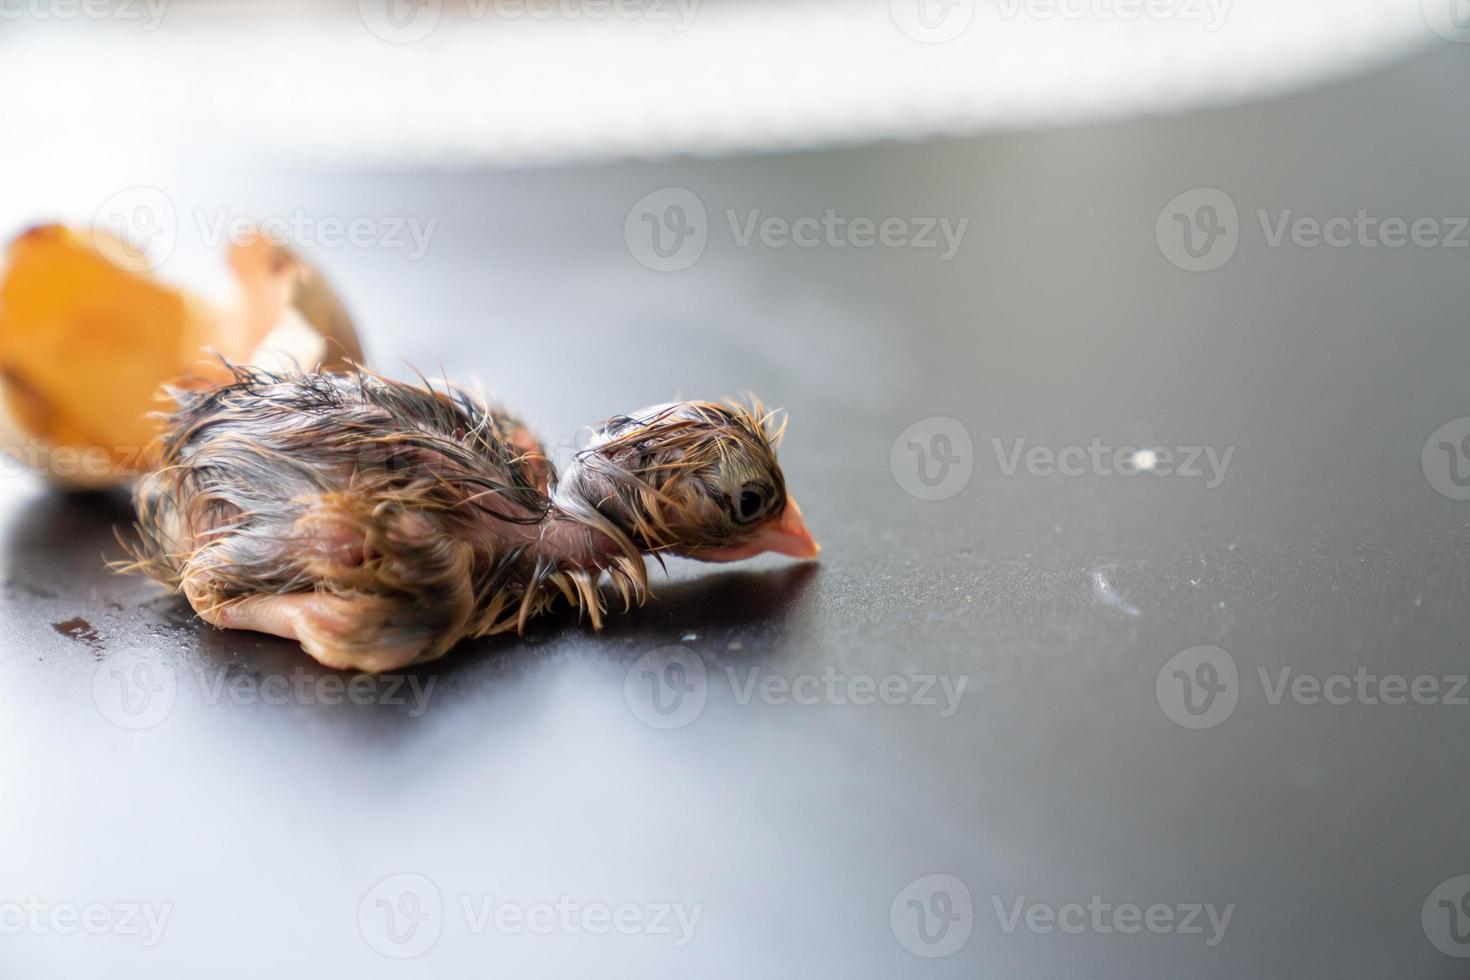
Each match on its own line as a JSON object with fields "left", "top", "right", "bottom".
{"left": 0, "top": 224, "right": 364, "bottom": 488}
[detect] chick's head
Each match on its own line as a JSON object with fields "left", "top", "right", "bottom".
{"left": 566, "top": 399, "right": 818, "bottom": 563}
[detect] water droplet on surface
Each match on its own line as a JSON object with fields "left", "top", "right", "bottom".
{"left": 1089, "top": 567, "right": 1140, "bottom": 618}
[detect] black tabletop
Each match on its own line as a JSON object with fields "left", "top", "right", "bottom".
{"left": 3, "top": 43, "right": 1469, "bottom": 979}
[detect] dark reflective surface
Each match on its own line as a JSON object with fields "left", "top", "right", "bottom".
{"left": 2, "top": 46, "right": 1469, "bottom": 979}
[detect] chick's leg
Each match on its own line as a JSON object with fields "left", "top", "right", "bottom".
{"left": 191, "top": 590, "right": 436, "bottom": 674}
{"left": 178, "top": 497, "right": 477, "bottom": 673}
{"left": 181, "top": 561, "right": 476, "bottom": 675}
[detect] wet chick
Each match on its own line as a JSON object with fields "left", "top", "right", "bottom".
{"left": 124, "top": 366, "right": 818, "bottom": 672}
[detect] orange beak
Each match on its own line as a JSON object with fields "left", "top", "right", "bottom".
{"left": 691, "top": 498, "right": 821, "bottom": 563}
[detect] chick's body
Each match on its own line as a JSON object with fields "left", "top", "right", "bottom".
{"left": 131, "top": 368, "right": 578, "bottom": 672}
{"left": 128, "top": 366, "right": 818, "bottom": 673}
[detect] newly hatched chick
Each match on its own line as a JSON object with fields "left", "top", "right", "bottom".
{"left": 124, "top": 366, "right": 818, "bottom": 672}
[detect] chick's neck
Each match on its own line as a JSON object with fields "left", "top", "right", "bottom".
{"left": 534, "top": 459, "right": 654, "bottom": 594}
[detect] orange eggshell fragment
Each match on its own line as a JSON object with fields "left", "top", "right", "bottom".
{"left": 0, "top": 225, "right": 213, "bottom": 485}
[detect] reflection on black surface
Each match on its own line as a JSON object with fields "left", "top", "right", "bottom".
{"left": 1, "top": 482, "right": 825, "bottom": 730}
{"left": 2, "top": 487, "right": 134, "bottom": 596}
{"left": 166, "top": 563, "right": 823, "bottom": 733}
{"left": 600, "top": 561, "right": 821, "bottom": 640}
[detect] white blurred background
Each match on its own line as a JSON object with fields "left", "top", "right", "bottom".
{"left": 0, "top": 0, "right": 1449, "bottom": 175}
{"left": 2, "top": 0, "right": 1452, "bottom": 300}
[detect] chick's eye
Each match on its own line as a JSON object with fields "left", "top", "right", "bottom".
{"left": 738, "top": 488, "right": 766, "bottom": 522}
